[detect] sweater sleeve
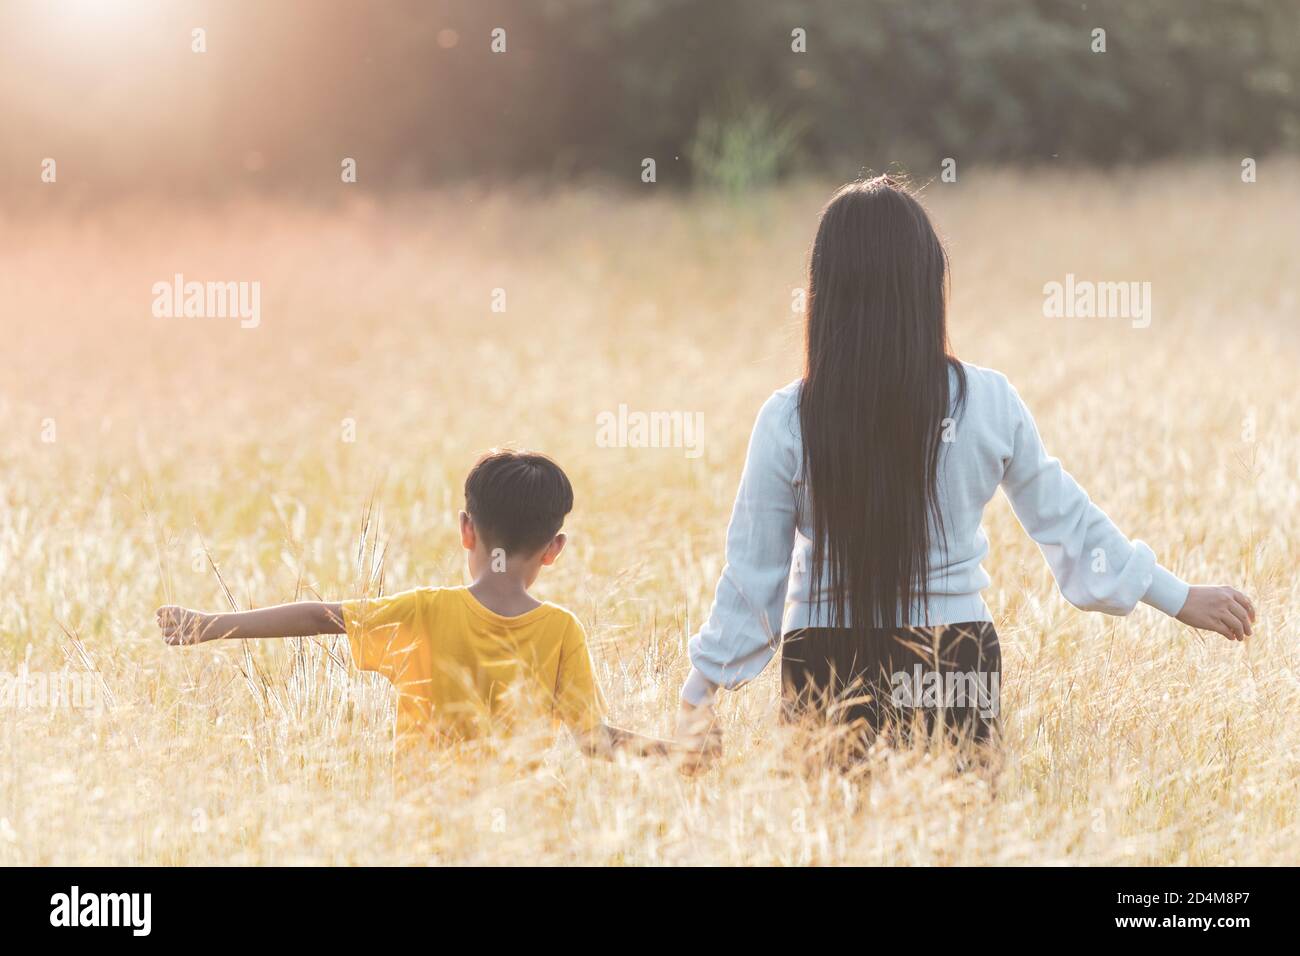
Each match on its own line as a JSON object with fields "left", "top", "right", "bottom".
{"left": 683, "top": 391, "right": 800, "bottom": 705}
{"left": 999, "top": 380, "right": 1189, "bottom": 618}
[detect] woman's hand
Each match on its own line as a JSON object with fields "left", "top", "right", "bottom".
{"left": 156, "top": 606, "right": 216, "bottom": 645}
{"left": 674, "top": 699, "right": 722, "bottom": 775}
{"left": 1175, "top": 586, "right": 1256, "bottom": 641}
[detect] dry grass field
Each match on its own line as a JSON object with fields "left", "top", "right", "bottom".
{"left": 1, "top": 164, "right": 1297, "bottom": 865}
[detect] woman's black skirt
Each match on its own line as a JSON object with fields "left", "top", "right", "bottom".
{"left": 781, "top": 622, "right": 1001, "bottom": 748}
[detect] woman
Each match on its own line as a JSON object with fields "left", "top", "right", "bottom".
{"left": 677, "top": 176, "right": 1254, "bottom": 761}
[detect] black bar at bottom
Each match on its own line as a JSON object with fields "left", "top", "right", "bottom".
{"left": 0, "top": 866, "right": 1277, "bottom": 940}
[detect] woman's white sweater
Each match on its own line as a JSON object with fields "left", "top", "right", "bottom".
{"left": 683, "top": 362, "right": 1190, "bottom": 705}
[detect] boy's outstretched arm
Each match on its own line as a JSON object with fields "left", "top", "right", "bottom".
{"left": 156, "top": 602, "right": 345, "bottom": 645}
{"left": 579, "top": 722, "right": 673, "bottom": 760}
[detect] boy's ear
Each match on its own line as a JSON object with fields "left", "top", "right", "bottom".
{"left": 539, "top": 532, "right": 566, "bottom": 566}
{"left": 459, "top": 511, "right": 476, "bottom": 550}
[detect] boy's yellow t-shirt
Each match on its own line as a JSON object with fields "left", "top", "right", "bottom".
{"left": 341, "top": 586, "right": 606, "bottom": 742}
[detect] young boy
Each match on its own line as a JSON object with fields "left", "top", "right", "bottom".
{"left": 156, "top": 450, "right": 669, "bottom": 758}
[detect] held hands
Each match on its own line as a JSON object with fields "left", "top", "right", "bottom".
{"left": 156, "top": 606, "right": 217, "bottom": 645}
{"left": 1176, "top": 586, "right": 1256, "bottom": 642}
{"left": 674, "top": 699, "right": 722, "bottom": 774}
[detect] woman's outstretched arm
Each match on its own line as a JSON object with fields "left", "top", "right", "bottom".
{"left": 999, "top": 381, "right": 1254, "bottom": 640}
{"left": 683, "top": 389, "right": 801, "bottom": 705}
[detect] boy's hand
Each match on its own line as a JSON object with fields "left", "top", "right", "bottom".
{"left": 1175, "top": 585, "right": 1256, "bottom": 641}
{"left": 674, "top": 699, "right": 722, "bottom": 775}
{"left": 580, "top": 723, "right": 674, "bottom": 760}
{"left": 156, "top": 605, "right": 216, "bottom": 645}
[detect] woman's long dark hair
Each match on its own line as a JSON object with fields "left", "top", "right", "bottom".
{"left": 799, "top": 176, "right": 965, "bottom": 633}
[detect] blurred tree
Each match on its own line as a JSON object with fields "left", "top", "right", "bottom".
{"left": 0, "top": 0, "right": 1294, "bottom": 195}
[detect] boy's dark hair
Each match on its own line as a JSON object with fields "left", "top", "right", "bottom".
{"left": 464, "top": 450, "right": 574, "bottom": 555}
